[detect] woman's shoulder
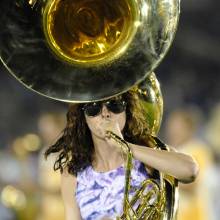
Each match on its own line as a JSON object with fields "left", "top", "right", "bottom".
{"left": 61, "top": 167, "right": 77, "bottom": 193}
{"left": 60, "top": 168, "right": 82, "bottom": 219}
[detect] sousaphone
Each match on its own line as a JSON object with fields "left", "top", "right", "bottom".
{"left": 0, "top": 0, "right": 180, "bottom": 219}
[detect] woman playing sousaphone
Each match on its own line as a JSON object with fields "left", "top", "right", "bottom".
{"left": 45, "top": 88, "right": 199, "bottom": 220}
{"left": 0, "top": 0, "right": 198, "bottom": 219}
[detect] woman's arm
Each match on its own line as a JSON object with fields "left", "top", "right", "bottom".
{"left": 128, "top": 142, "right": 199, "bottom": 184}
{"left": 102, "top": 121, "right": 199, "bottom": 184}
{"left": 61, "top": 169, "right": 82, "bottom": 220}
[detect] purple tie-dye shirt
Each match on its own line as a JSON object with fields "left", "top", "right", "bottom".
{"left": 75, "top": 159, "right": 149, "bottom": 220}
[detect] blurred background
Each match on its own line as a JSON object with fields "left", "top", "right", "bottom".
{"left": 0, "top": 0, "right": 219, "bottom": 219}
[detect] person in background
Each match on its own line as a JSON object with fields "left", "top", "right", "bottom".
{"left": 165, "top": 107, "right": 215, "bottom": 220}
{"left": 38, "top": 112, "right": 66, "bottom": 220}
{"left": 205, "top": 103, "right": 220, "bottom": 220}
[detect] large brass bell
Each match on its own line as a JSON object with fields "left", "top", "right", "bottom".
{"left": 0, "top": 0, "right": 180, "bottom": 219}
{"left": 0, "top": 0, "right": 180, "bottom": 102}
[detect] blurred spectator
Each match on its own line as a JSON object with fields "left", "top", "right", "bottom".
{"left": 0, "top": 149, "right": 17, "bottom": 220}
{"left": 164, "top": 106, "right": 215, "bottom": 220}
{"left": 205, "top": 103, "right": 220, "bottom": 219}
{"left": 0, "top": 143, "right": 39, "bottom": 220}
{"left": 205, "top": 103, "right": 220, "bottom": 159}
{"left": 37, "top": 112, "right": 66, "bottom": 220}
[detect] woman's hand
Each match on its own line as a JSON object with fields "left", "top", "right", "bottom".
{"left": 98, "top": 120, "right": 124, "bottom": 153}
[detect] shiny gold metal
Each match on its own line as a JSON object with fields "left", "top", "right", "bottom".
{"left": 0, "top": 1, "right": 179, "bottom": 217}
{"left": 0, "top": 0, "right": 180, "bottom": 102}
{"left": 132, "top": 72, "right": 163, "bottom": 136}
{"left": 107, "top": 131, "right": 179, "bottom": 220}
{"left": 43, "top": 0, "right": 138, "bottom": 66}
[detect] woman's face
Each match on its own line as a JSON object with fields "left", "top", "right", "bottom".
{"left": 83, "top": 98, "right": 126, "bottom": 139}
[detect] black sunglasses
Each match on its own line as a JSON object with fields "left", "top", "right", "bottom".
{"left": 82, "top": 98, "right": 127, "bottom": 117}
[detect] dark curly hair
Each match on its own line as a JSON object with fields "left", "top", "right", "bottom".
{"left": 45, "top": 90, "right": 152, "bottom": 176}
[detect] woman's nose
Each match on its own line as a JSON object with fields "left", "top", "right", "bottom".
{"left": 101, "top": 105, "right": 111, "bottom": 118}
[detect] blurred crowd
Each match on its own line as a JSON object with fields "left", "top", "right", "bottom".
{"left": 0, "top": 104, "right": 220, "bottom": 220}
{"left": 0, "top": 111, "right": 66, "bottom": 220}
